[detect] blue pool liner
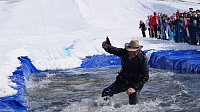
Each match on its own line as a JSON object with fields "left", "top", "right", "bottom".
{"left": 0, "top": 56, "right": 40, "bottom": 112}
{"left": 149, "top": 50, "right": 200, "bottom": 74}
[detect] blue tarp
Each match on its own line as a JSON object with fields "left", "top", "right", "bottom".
{"left": 0, "top": 56, "right": 40, "bottom": 112}
{"left": 80, "top": 54, "right": 121, "bottom": 68}
{"left": 149, "top": 50, "right": 200, "bottom": 74}
{"left": 80, "top": 50, "right": 151, "bottom": 68}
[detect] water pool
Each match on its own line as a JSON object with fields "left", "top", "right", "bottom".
{"left": 25, "top": 66, "right": 200, "bottom": 112}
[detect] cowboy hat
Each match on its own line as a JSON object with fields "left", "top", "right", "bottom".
{"left": 125, "top": 40, "right": 143, "bottom": 51}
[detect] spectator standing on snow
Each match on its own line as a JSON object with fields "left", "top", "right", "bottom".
{"left": 176, "top": 10, "right": 182, "bottom": 18}
{"left": 157, "top": 13, "right": 163, "bottom": 39}
{"left": 151, "top": 12, "right": 158, "bottom": 38}
{"left": 179, "top": 19, "right": 185, "bottom": 43}
{"left": 101, "top": 39, "right": 149, "bottom": 105}
{"left": 139, "top": 20, "right": 146, "bottom": 37}
{"left": 197, "top": 13, "right": 200, "bottom": 45}
{"left": 182, "top": 12, "right": 190, "bottom": 42}
{"left": 172, "top": 13, "right": 181, "bottom": 43}
{"left": 161, "top": 14, "right": 168, "bottom": 40}
{"left": 149, "top": 15, "right": 154, "bottom": 38}
{"left": 188, "top": 8, "right": 193, "bottom": 14}
{"left": 183, "top": 12, "right": 190, "bottom": 30}
{"left": 165, "top": 17, "right": 172, "bottom": 40}
{"left": 189, "top": 11, "right": 198, "bottom": 45}
{"left": 146, "top": 15, "right": 151, "bottom": 37}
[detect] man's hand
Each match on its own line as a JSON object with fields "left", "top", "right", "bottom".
{"left": 102, "top": 41, "right": 109, "bottom": 48}
{"left": 126, "top": 88, "right": 136, "bottom": 95}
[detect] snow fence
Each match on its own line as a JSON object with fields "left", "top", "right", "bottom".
{"left": 0, "top": 56, "right": 39, "bottom": 111}
{"left": 1, "top": 50, "right": 200, "bottom": 111}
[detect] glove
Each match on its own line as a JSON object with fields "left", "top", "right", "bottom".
{"left": 106, "top": 37, "right": 112, "bottom": 46}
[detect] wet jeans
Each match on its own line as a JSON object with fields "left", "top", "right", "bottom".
{"left": 129, "top": 91, "right": 140, "bottom": 105}
{"left": 102, "top": 81, "right": 142, "bottom": 105}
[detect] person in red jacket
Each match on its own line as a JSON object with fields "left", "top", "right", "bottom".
{"left": 176, "top": 10, "right": 182, "bottom": 17}
{"left": 183, "top": 12, "right": 190, "bottom": 31}
{"left": 151, "top": 12, "right": 158, "bottom": 38}
{"left": 149, "top": 15, "right": 154, "bottom": 38}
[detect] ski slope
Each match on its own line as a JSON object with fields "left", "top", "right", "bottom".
{"left": 0, "top": 0, "right": 200, "bottom": 97}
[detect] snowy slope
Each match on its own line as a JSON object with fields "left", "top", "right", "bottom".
{"left": 0, "top": 0, "right": 199, "bottom": 97}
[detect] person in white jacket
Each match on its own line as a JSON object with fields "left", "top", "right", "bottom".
{"left": 145, "top": 15, "right": 151, "bottom": 37}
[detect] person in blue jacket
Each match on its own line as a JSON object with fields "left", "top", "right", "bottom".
{"left": 101, "top": 39, "right": 149, "bottom": 105}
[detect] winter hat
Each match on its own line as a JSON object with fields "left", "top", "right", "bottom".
{"left": 154, "top": 12, "right": 157, "bottom": 15}
{"left": 125, "top": 40, "right": 143, "bottom": 51}
{"left": 183, "top": 11, "right": 188, "bottom": 14}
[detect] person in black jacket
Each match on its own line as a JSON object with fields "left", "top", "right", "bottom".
{"left": 197, "top": 14, "right": 200, "bottom": 45}
{"left": 139, "top": 20, "right": 146, "bottom": 37}
{"left": 189, "top": 12, "right": 198, "bottom": 45}
{"left": 101, "top": 39, "right": 149, "bottom": 105}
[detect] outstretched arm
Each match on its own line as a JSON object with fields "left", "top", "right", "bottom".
{"left": 102, "top": 41, "right": 127, "bottom": 56}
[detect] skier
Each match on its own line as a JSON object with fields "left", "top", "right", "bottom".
{"left": 101, "top": 39, "right": 149, "bottom": 105}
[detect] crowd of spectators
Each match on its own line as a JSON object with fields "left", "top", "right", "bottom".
{"left": 139, "top": 8, "right": 200, "bottom": 46}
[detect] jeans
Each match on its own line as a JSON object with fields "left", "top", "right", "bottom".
{"left": 102, "top": 80, "right": 142, "bottom": 105}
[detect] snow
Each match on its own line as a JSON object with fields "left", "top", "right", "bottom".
{"left": 0, "top": 0, "right": 199, "bottom": 97}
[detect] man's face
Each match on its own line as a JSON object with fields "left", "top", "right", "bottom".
{"left": 128, "top": 50, "right": 139, "bottom": 58}
{"left": 184, "top": 13, "right": 187, "bottom": 17}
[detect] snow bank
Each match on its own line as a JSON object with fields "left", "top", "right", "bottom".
{"left": 0, "top": 48, "right": 28, "bottom": 97}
